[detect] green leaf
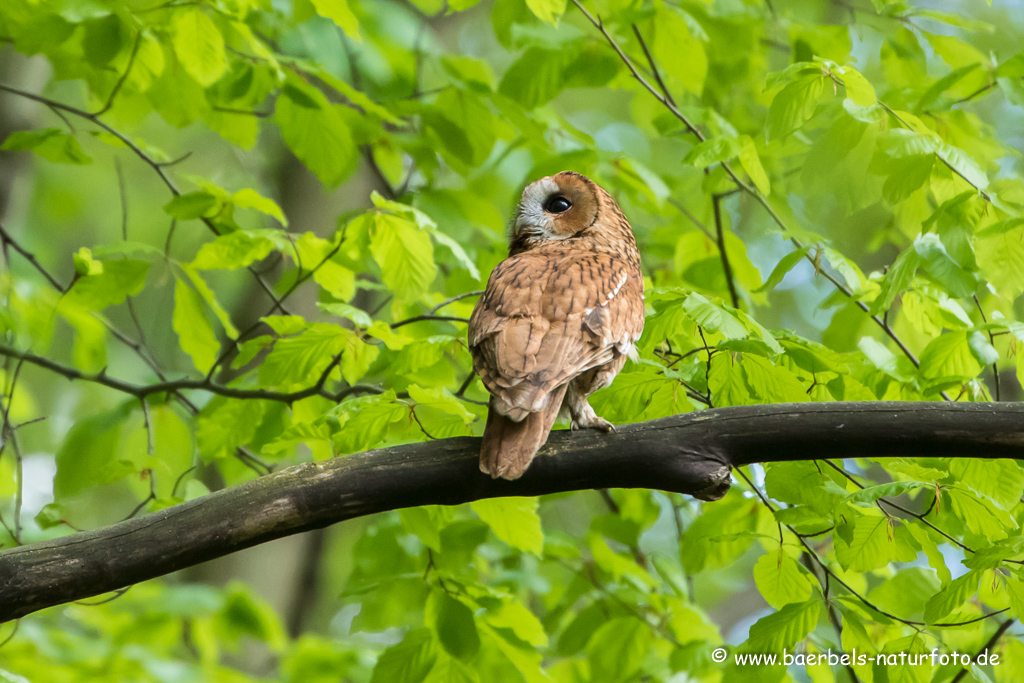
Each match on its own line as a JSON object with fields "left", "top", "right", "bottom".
{"left": 192, "top": 231, "right": 276, "bottom": 270}
{"left": 1006, "top": 577, "right": 1024, "bottom": 621}
{"left": 216, "top": 583, "right": 288, "bottom": 651}
{"left": 173, "top": 277, "right": 221, "bottom": 373}
{"left": 946, "top": 486, "right": 1017, "bottom": 539}
{"left": 525, "top": 0, "right": 566, "bottom": 24}
{"left": 498, "top": 48, "right": 572, "bottom": 109}
{"left": 180, "top": 265, "right": 238, "bottom": 338}
{"left": 918, "top": 331, "right": 983, "bottom": 383}
{"left": 651, "top": 5, "right": 706, "bottom": 97}
{"left": 232, "top": 189, "right": 288, "bottom": 226}
{"left": 471, "top": 497, "right": 544, "bottom": 555}
{"left": 950, "top": 459, "right": 1024, "bottom": 510}
{"left": 586, "top": 618, "right": 650, "bottom": 683}
{"left": 752, "top": 550, "right": 813, "bottom": 609}
{"left": 756, "top": 249, "right": 806, "bottom": 293}
{"left": 73, "top": 247, "right": 103, "bottom": 276}
{"left": 197, "top": 398, "right": 268, "bottom": 462}
{"left": 839, "top": 65, "right": 876, "bottom": 106}
{"left": 262, "top": 315, "right": 308, "bottom": 336}
{"left": 430, "top": 229, "right": 481, "bottom": 280}
{"left": 275, "top": 79, "right": 356, "bottom": 187}
{"left": 481, "top": 623, "right": 552, "bottom": 683}
{"left": 66, "top": 259, "right": 149, "bottom": 310}
{"left": 408, "top": 385, "right": 474, "bottom": 424}
{"left": 917, "top": 64, "right": 981, "bottom": 111}
{"left": 399, "top": 506, "right": 446, "bottom": 551}
{"left": 589, "top": 534, "right": 658, "bottom": 589}
{"left": 259, "top": 323, "right": 346, "bottom": 388}
{"left": 872, "top": 247, "right": 920, "bottom": 314}
{"left": 370, "top": 629, "right": 438, "bottom": 683}
{"left": 33, "top": 502, "right": 65, "bottom": 530}
{"left": 738, "top": 136, "right": 770, "bottom": 195}
{"left": 978, "top": 226, "right": 1024, "bottom": 298}
{"left": 262, "top": 421, "right": 333, "bottom": 459}
{"left": 745, "top": 599, "right": 820, "bottom": 653}
{"left": 936, "top": 142, "right": 989, "bottom": 192}
{"left": 314, "top": 260, "right": 357, "bottom": 301}
{"left": 767, "top": 73, "right": 825, "bottom": 140}
{"left": 309, "top": 0, "right": 361, "bottom": 40}
{"left": 834, "top": 512, "right": 917, "bottom": 571}
{"left": 83, "top": 15, "right": 126, "bottom": 67}
{"left": 54, "top": 404, "right": 133, "bottom": 501}
{"left": 680, "top": 293, "right": 748, "bottom": 339}
{"left": 318, "top": 302, "right": 373, "bottom": 328}
{"left": 1, "top": 128, "right": 92, "bottom": 164}
{"left": 967, "top": 330, "right": 999, "bottom": 365}
{"left": 427, "top": 590, "right": 480, "bottom": 660}
{"left": 484, "top": 602, "right": 548, "bottom": 648}
{"left": 171, "top": 8, "right": 227, "bottom": 87}
{"left": 424, "top": 654, "right": 480, "bottom": 683}
{"left": 683, "top": 136, "right": 739, "bottom": 169}
{"left": 370, "top": 213, "right": 437, "bottom": 300}
{"left": 164, "top": 192, "right": 219, "bottom": 220}
{"left": 846, "top": 481, "right": 926, "bottom": 506}
{"left": 924, "top": 570, "right": 980, "bottom": 624}
{"left": 331, "top": 391, "right": 406, "bottom": 454}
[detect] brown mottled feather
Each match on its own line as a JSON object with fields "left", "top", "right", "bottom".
{"left": 469, "top": 171, "right": 644, "bottom": 479}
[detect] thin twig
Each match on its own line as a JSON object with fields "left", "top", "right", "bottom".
{"left": 0, "top": 359, "right": 26, "bottom": 542}
{"left": 429, "top": 290, "right": 484, "bottom": 315}
{"left": 949, "top": 619, "right": 1014, "bottom": 683}
{"left": 93, "top": 31, "right": 142, "bottom": 117}
{"left": 115, "top": 157, "right": 128, "bottom": 240}
{"left": 171, "top": 465, "right": 198, "bottom": 498}
{"left": 973, "top": 295, "right": 1000, "bottom": 401}
{"left": 631, "top": 24, "right": 676, "bottom": 107}
{"left": 124, "top": 470, "right": 156, "bottom": 520}
{"left": 0, "top": 344, "right": 378, "bottom": 404}
{"left": 390, "top": 315, "right": 470, "bottom": 330}
{"left": 140, "top": 397, "right": 154, "bottom": 456}
{"left": 74, "top": 587, "right": 131, "bottom": 606}
{"left": 0, "top": 620, "right": 18, "bottom": 648}
{"left": 713, "top": 193, "right": 741, "bottom": 309}
{"left": 0, "top": 224, "right": 67, "bottom": 292}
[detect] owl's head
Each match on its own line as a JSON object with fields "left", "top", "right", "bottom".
{"left": 509, "top": 171, "right": 601, "bottom": 253}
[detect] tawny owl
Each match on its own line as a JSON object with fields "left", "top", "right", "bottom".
{"left": 468, "top": 171, "right": 645, "bottom": 480}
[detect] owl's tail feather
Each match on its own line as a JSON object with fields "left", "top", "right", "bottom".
{"left": 480, "top": 384, "right": 568, "bottom": 480}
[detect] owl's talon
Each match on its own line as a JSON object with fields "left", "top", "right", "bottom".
{"left": 572, "top": 416, "right": 614, "bottom": 433}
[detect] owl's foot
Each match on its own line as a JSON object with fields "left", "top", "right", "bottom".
{"left": 568, "top": 400, "right": 615, "bottom": 433}
{"left": 572, "top": 415, "right": 615, "bottom": 432}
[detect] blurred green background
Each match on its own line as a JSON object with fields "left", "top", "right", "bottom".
{"left": 1, "top": 0, "right": 1024, "bottom": 681}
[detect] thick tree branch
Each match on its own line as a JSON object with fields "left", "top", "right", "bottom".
{"left": 2, "top": 401, "right": 1024, "bottom": 622}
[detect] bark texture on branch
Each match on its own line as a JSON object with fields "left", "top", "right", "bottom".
{"left": 2, "top": 401, "right": 1024, "bottom": 622}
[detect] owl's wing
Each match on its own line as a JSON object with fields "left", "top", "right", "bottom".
{"left": 469, "top": 248, "right": 644, "bottom": 421}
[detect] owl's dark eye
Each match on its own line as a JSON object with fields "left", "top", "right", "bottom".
{"left": 544, "top": 195, "right": 572, "bottom": 214}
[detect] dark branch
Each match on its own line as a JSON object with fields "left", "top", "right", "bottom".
{"left": 712, "top": 193, "right": 741, "bottom": 310}
{"left": 2, "top": 401, "right": 1024, "bottom": 622}
{"left": 0, "top": 343, "right": 378, "bottom": 404}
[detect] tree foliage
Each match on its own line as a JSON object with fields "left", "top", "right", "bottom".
{"left": 0, "top": 0, "right": 1023, "bottom": 681}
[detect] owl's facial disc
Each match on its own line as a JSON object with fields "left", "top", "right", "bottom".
{"left": 513, "top": 172, "right": 599, "bottom": 245}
